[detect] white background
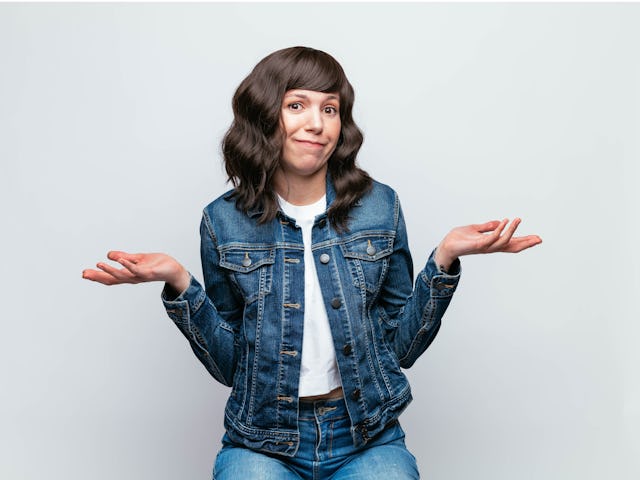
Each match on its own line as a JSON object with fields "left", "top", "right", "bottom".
{"left": 1, "top": 3, "right": 639, "bottom": 479}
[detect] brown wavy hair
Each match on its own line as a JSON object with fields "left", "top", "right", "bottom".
{"left": 222, "top": 46, "right": 372, "bottom": 232}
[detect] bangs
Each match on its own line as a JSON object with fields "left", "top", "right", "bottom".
{"left": 285, "top": 49, "right": 347, "bottom": 94}
{"left": 223, "top": 46, "right": 368, "bottom": 230}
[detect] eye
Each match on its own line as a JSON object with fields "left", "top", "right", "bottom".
{"left": 324, "top": 105, "right": 338, "bottom": 115}
{"left": 287, "top": 102, "right": 303, "bottom": 111}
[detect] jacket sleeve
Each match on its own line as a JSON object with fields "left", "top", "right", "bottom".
{"left": 377, "top": 194, "right": 461, "bottom": 368}
{"left": 161, "top": 210, "right": 243, "bottom": 386}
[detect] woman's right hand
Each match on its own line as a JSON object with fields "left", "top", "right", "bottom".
{"left": 82, "top": 251, "right": 191, "bottom": 293}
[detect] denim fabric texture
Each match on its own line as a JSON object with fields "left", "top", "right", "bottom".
{"left": 162, "top": 176, "right": 461, "bottom": 457}
{"left": 213, "top": 396, "right": 419, "bottom": 479}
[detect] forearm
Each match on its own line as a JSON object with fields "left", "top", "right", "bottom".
{"left": 162, "top": 275, "right": 239, "bottom": 386}
{"left": 391, "top": 249, "right": 461, "bottom": 368}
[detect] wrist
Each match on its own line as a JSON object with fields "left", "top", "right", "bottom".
{"left": 167, "top": 266, "right": 190, "bottom": 294}
{"left": 435, "top": 243, "right": 457, "bottom": 273}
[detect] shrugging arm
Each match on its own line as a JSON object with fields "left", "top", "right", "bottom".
{"left": 161, "top": 212, "right": 243, "bottom": 386}
{"left": 376, "top": 198, "right": 461, "bottom": 368}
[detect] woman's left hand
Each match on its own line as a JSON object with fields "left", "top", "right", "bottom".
{"left": 435, "top": 218, "right": 542, "bottom": 271}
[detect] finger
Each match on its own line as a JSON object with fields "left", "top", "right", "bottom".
{"left": 502, "top": 235, "right": 540, "bottom": 253}
{"left": 107, "top": 250, "right": 127, "bottom": 261}
{"left": 107, "top": 251, "right": 143, "bottom": 263}
{"left": 117, "top": 257, "right": 142, "bottom": 275}
{"left": 503, "top": 235, "right": 543, "bottom": 253}
{"left": 490, "top": 218, "right": 521, "bottom": 250}
{"left": 472, "top": 220, "right": 501, "bottom": 233}
{"left": 82, "top": 269, "right": 121, "bottom": 286}
{"left": 96, "top": 262, "right": 138, "bottom": 283}
{"left": 481, "top": 218, "right": 509, "bottom": 249}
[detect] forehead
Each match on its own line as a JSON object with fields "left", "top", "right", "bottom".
{"left": 283, "top": 89, "right": 339, "bottom": 102}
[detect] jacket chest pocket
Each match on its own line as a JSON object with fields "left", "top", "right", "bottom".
{"left": 341, "top": 234, "right": 394, "bottom": 294}
{"left": 219, "top": 247, "right": 275, "bottom": 304}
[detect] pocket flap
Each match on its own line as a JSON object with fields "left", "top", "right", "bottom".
{"left": 219, "top": 247, "right": 275, "bottom": 273}
{"left": 341, "top": 234, "right": 393, "bottom": 262}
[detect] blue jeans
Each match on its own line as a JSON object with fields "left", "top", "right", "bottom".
{"left": 213, "top": 396, "right": 420, "bottom": 479}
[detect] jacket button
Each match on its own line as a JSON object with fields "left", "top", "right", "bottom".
{"left": 320, "top": 253, "right": 330, "bottom": 264}
{"left": 351, "top": 388, "right": 361, "bottom": 400}
{"left": 242, "top": 254, "right": 252, "bottom": 267}
{"left": 331, "top": 298, "right": 341, "bottom": 309}
{"left": 343, "top": 344, "right": 352, "bottom": 355}
{"left": 366, "top": 244, "right": 376, "bottom": 256}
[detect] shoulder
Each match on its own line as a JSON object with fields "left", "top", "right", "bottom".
{"left": 202, "top": 188, "right": 250, "bottom": 229}
{"left": 358, "top": 179, "right": 400, "bottom": 212}
{"left": 203, "top": 189, "right": 241, "bottom": 217}
{"left": 347, "top": 179, "right": 401, "bottom": 232}
{"left": 369, "top": 179, "right": 398, "bottom": 199}
{"left": 201, "top": 189, "right": 274, "bottom": 244}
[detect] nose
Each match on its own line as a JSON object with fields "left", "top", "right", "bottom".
{"left": 304, "top": 108, "right": 323, "bottom": 133}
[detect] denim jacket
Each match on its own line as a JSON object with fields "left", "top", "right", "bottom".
{"left": 162, "top": 177, "right": 461, "bottom": 456}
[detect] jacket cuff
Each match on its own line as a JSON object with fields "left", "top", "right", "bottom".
{"left": 420, "top": 248, "right": 461, "bottom": 297}
{"left": 161, "top": 274, "right": 207, "bottom": 316}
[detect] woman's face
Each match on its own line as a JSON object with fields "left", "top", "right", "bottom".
{"left": 279, "top": 89, "right": 341, "bottom": 183}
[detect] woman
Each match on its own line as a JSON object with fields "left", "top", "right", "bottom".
{"left": 83, "top": 46, "right": 541, "bottom": 479}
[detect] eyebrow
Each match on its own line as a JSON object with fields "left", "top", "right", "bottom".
{"left": 284, "top": 93, "right": 339, "bottom": 102}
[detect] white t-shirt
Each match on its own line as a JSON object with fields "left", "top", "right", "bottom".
{"left": 277, "top": 194, "right": 342, "bottom": 397}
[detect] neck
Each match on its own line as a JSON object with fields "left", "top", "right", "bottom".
{"left": 274, "top": 168, "right": 327, "bottom": 206}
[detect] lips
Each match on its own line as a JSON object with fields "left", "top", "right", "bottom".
{"left": 294, "top": 139, "right": 325, "bottom": 148}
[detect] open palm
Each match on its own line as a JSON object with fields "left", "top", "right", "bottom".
{"left": 436, "top": 218, "right": 542, "bottom": 268}
{"left": 82, "top": 250, "right": 190, "bottom": 291}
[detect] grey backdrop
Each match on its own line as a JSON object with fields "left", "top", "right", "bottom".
{"left": 1, "top": 3, "right": 638, "bottom": 479}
